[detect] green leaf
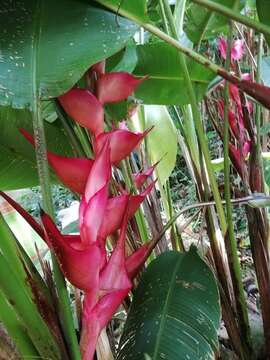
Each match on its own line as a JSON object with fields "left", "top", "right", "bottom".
{"left": 185, "top": 0, "right": 245, "bottom": 43}
{"left": 0, "top": 0, "right": 137, "bottom": 108}
{"left": 0, "top": 289, "right": 38, "bottom": 358}
{"left": 117, "top": 248, "right": 220, "bottom": 360}
{"left": 107, "top": 42, "right": 138, "bottom": 73}
{"left": 257, "top": 0, "right": 270, "bottom": 46}
{"left": 0, "top": 106, "right": 72, "bottom": 190}
{"left": 134, "top": 42, "right": 215, "bottom": 105}
{"left": 94, "top": 0, "right": 148, "bottom": 22}
{"left": 0, "top": 214, "right": 62, "bottom": 359}
{"left": 145, "top": 106, "right": 178, "bottom": 185}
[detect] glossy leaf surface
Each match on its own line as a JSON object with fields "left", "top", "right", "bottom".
{"left": 117, "top": 248, "right": 220, "bottom": 360}
{"left": 133, "top": 42, "right": 215, "bottom": 105}
{"left": 0, "top": 0, "right": 137, "bottom": 108}
{"left": 145, "top": 106, "right": 177, "bottom": 185}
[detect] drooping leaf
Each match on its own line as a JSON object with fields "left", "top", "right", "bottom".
{"left": 145, "top": 105, "right": 178, "bottom": 185}
{"left": 185, "top": 0, "right": 246, "bottom": 43}
{"left": 133, "top": 42, "right": 215, "bottom": 105}
{"left": 0, "top": 107, "right": 72, "bottom": 190}
{"left": 0, "top": 0, "right": 137, "bottom": 108}
{"left": 257, "top": 0, "right": 270, "bottom": 46}
{"left": 117, "top": 248, "right": 221, "bottom": 360}
{"left": 94, "top": 0, "right": 148, "bottom": 22}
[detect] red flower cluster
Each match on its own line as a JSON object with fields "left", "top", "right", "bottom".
{"left": 217, "top": 38, "right": 251, "bottom": 178}
{"left": 21, "top": 62, "right": 154, "bottom": 359}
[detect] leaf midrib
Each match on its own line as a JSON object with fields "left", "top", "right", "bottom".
{"left": 152, "top": 255, "right": 183, "bottom": 359}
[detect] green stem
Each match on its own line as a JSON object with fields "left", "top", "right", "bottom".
{"left": 256, "top": 34, "right": 263, "bottom": 161}
{"left": 121, "top": 159, "right": 149, "bottom": 245}
{"left": 166, "top": 181, "right": 184, "bottom": 251}
{"left": 32, "top": 3, "right": 80, "bottom": 359}
{"left": 74, "top": 124, "right": 93, "bottom": 158}
{"left": 223, "top": 25, "right": 252, "bottom": 358}
{"left": 161, "top": 0, "right": 227, "bottom": 234}
{"left": 158, "top": 0, "right": 170, "bottom": 34}
{"left": 190, "top": 0, "right": 270, "bottom": 37}
{"left": 55, "top": 101, "right": 86, "bottom": 157}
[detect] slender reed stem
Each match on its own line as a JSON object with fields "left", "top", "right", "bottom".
{"left": 161, "top": 0, "right": 227, "bottom": 234}
{"left": 190, "top": 0, "right": 270, "bottom": 37}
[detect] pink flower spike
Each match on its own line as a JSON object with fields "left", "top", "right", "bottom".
{"left": 243, "top": 140, "right": 251, "bottom": 158}
{"left": 40, "top": 210, "right": 102, "bottom": 291}
{"left": 80, "top": 309, "right": 100, "bottom": 360}
{"left": 96, "top": 72, "right": 147, "bottom": 104}
{"left": 20, "top": 128, "right": 94, "bottom": 194}
{"left": 218, "top": 37, "right": 245, "bottom": 61}
{"left": 84, "top": 141, "right": 111, "bottom": 202}
{"left": 99, "top": 180, "right": 155, "bottom": 238}
{"left": 126, "top": 243, "right": 150, "bottom": 279}
{"left": 96, "top": 288, "right": 130, "bottom": 330}
{"left": 58, "top": 88, "right": 104, "bottom": 136}
{"left": 218, "top": 37, "right": 227, "bottom": 60}
{"left": 80, "top": 185, "right": 108, "bottom": 246}
{"left": 100, "top": 208, "right": 131, "bottom": 294}
{"left": 94, "top": 127, "right": 152, "bottom": 165}
{"left": 99, "top": 194, "right": 129, "bottom": 238}
{"left": 133, "top": 161, "right": 159, "bottom": 188}
{"left": 231, "top": 39, "right": 245, "bottom": 61}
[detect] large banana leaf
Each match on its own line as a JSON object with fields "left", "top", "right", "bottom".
{"left": 0, "top": 106, "right": 72, "bottom": 190}
{"left": 134, "top": 42, "right": 215, "bottom": 105}
{"left": 94, "top": 0, "right": 148, "bottom": 22}
{"left": 117, "top": 248, "right": 220, "bottom": 360}
{"left": 0, "top": 0, "right": 137, "bottom": 108}
{"left": 185, "top": 0, "right": 246, "bottom": 43}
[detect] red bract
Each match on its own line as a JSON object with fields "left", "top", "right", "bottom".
{"left": 133, "top": 161, "right": 159, "bottom": 188}
{"left": 90, "top": 60, "right": 105, "bottom": 77}
{"left": 99, "top": 181, "right": 156, "bottom": 238}
{"left": 20, "top": 129, "right": 94, "bottom": 194}
{"left": 217, "top": 100, "right": 241, "bottom": 139}
{"left": 94, "top": 128, "right": 152, "bottom": 164}
{"left": 96, "top": 72, "right": 146, "bottom": 104}
{"left": 229, "top": 143, "right": 243, "bottom": 178}
{"left": 19, "top": 61, "right": 153, "bottom": 360}
{"left": 80, "top": 212, "right": 132, "bottom": 360}
{"left": 58, "top": 88, "right": 104, "bottom": 136}
{"left": 41, "top": 210, "right": 103, "bottom": 292}
{"left": 80, "top": 142, "right": 111, "bottom": 246}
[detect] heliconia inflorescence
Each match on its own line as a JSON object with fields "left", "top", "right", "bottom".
{"left": 20, "top": 61, "right": 154, "bottom": 359}
{"left": 216, "top": 40, "right": 252, "bottom": 180}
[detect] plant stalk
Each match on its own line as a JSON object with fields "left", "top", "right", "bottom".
{"left": 190, "top": 0, "right": 270, "bottom": 37}
{"left": 31, "top": 2, "right": 81, "bottom": 358}
{"left": 223, "top": 24, "right": 252, "bottom": 358}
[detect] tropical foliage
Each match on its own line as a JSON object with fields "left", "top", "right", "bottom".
{"left": 1, "top": 0, "right": 270, "bottom": 359}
